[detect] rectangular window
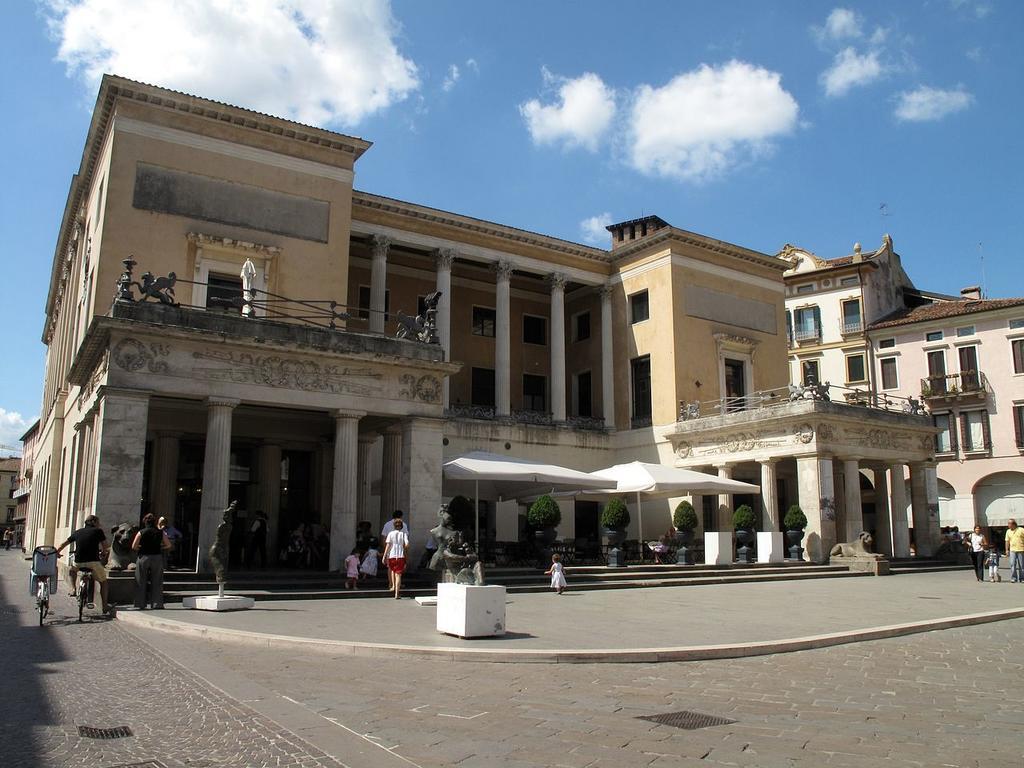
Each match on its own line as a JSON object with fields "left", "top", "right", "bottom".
{"left": 724, "top": 358, "right": 747, "bottom": 412}
{"left": 802, "top": 359, "right": 820, "bottom": 386}
{"left": 933, "top": 413, "right": 956, "bottom": 454}
{"left": 880, "top": 357, "right": 898, "bottom": 390}
{"left": 958, "top": 346, "right": 980, "bottom": 390}
{"left": 357, "top": 286, "right": 390, "bottom": 321}
{"left": 785, "top": 310, "right": 793, "bottom": 345}
{"left": 960, "top": 410, "right": 990, "bottom": 452}
{"left": 1014, "top": 404, "right": 1024, "bottom": 449}
{"left": 1010, "top": 318, "right": 1024, "bottom": 330}
{"left": 956, "top": 325, "right": 976, "bottom": 337}
{"left": 522, "top": 374, "right": 547, "bottom": 412}
{"left": 523, "top": 314, "right": 547, "bottom": 345}
{"left": 795, "top": 284, "right": 814, "bottom": 295}
{"left": 1012, "top": 339, "right": 1024, "bottom": 374}
{"left": 630, "top": 291, "right": 649, "bottom": 324}
{"left": 878, "top": 338, "right": 896, "bottom": 349}
{"left": 472, "top": 306, "right": 496, "bottom": 337}
{"left": 794, "top": 306, "right": 821, "bottom": 341}
{"left": 573, "top": 312, "right": 591, "bottom": 342}
{"left": 470, "top": 367, "right": 495, "bottom": 407}
{"left": 845, "top": 354, "right": 866, "bottom": 383}
{"left": 925, "top": 330, "right": 943, "bottom": 342}
{"left": 207, "top": 273, "right": 243, "bottom": 313}
{"left": 841, "top": 299, "right": 862, "bottom": 334}
{"left": 839, "top": 276, "right": 859, "bottom": 287}
{"left": 630, "top": 355, "right": 652, "bottom": 426}
{"left": 574, "top": 371, "right": 592, "bottom": 418}
{"left": 926, "top": 350, "right": 947, "bottom": 394}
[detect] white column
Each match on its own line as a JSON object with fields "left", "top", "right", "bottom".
{"left": 842, "top": 458, "right": 864, "bottom": 542}
{"left": 435, "top": 248, "right": 455, "bottom": 408}
{"left": 889, "top": 464, "right": 910, "bottom": 557}
{"left": 198, "top": 396, "right": 238, "bottom": 572}
{"left": 150, "top": 432, "right": 180, "bottom": 524}
{"left": 759, "top": 459, "right": 779, "bottom": 530}
{"left": 256, "top": 443, "right": 282, "bottom": 558}
{"left": 600, "top": 283, "right": 615, "bottom": 430}
{"left": 872, "top": 467, "right": 893, "bottom": 557}
{"left": 796, "top": 455, "right": 837, "bottom": 563}
{"left": 716, "top": 464, "right": 734, "bottom": 530}
{"left": 398, "top": 417, "right": 444, "bottom": 566}
{"left": 494, "top": 260, "right": 513, "bottom": 417}
{"left": 910, "top": 462, "right": 941, "bottom": 557}
{"left": 329, "top": 409, "right": 364, "bottom": 571}
{"left": 41, "top": 391, "right": 67, "bottom": 546}
{"left": 356, "top": 434, "right": 376, "bottom": 528}
{"left": 380, "top": 425, "right": 402, "bottom": 525}
{"left": 369, "top": 235, "right": 390, "bottom": 334}
{"left": 549, "top": 273, "right": 567, "bottom": 422}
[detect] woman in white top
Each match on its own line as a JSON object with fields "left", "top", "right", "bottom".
{"left": 967, "top": 525, "right": 987, "bottom": 582}
{"left": 382, "top": 520, "right": 410, "bottom": 599}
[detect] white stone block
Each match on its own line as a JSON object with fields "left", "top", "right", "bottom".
{"left": 182, "top": 595, "right": 255, "bottom": 611}
{"left": 414, "top": 595, "right": 438, "bottom": 606}
{"left": 704, "top": 532, "right": 733, "bottom": 565}
{"left": 756, "top": 531, "right": 785, "bottom": 564}
{"left": 436, "top": 583, "right": 506, "bottom": 638}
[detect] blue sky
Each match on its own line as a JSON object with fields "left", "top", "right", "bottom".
{"left": 1, "top": 0, "right": 1021, "bottom": 444}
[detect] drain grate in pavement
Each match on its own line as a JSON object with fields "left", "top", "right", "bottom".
{"left": 105, "top": 762, "right": 166, "bottom": 768}
{"left": 78, "top": 725, "right": 134, "bottom": 739}
{"left": 638, "top": 710, "right": 736, "bottom": 730}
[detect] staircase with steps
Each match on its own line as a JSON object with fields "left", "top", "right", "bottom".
{"left": 888, "top": 557, "right": 974, "bottom": 575}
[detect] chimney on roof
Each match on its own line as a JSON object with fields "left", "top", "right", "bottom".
{"left": 960, "top": 285, "right": 982, "bottom": 301}
{"left": 606, "top": 215, "right": 670, "bottom": 251}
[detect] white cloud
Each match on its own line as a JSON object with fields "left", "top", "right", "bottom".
{"left": 626, "top": 61, "right": 798, "bottom": 183}
{"left": 0, "top": 408, "right": 32, "bottom": 449}
{"left": 821, "top": 47, "right": 885, "bottom": 97}
{"left": 894, "top": 85, "right": 973, "bottom": 122}
{"left": 43, "top": 0, "right": 419, "bottom": 127}
{"left": 519, "top": 69, "right": 616, "bottom": 152}
{"left": 442, "top": 64, "right": 460, "bottom": 92}
{"left": 579, "top": 213, "right": 613, "bottom": 245}
{"left": 820, "top": 8, "right": 862, "bottom": 40}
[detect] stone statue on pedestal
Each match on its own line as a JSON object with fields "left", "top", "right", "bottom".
{"left": 209, "top": 501, "right": 237, "bottom": 597}
{"left": 429, "top": 504, "right": 485, "bottom": 585}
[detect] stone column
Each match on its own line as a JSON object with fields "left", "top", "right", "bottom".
{"left": 356, "top": 434, "right": 376, "bottom": 528}
{"left": 198, "top": 396, "right": 238, "bottom": 572}
{"left": 842, "top": 458, "right": 864, "bottom": 542}
{"left": 380, "top": 425, "right": 402, "bottom": 526}
{"left": 494, "top": 261, "right": 513, "bottom": 417}
{"left": 910, "top": 462, "right": 941, "bottom": 557}
{"left": 90, "top": 389, "right": 150, "bottom": 530}
{"left": 41, "top": 390, "right": 67, "bottom": 546}
{"left": 150, "top": 432, "right": 180, "bottom": 525}
{"left": 889, "top": 464, "right": 910, "bottom": 557}
{"left": 549, "top": 273, "right": 567, "bottom": 422}
{"left": 715, "top": 464, "right": 734, "bottom": 530}
{"left": 369, "top": 235, "right": 390, "bottom": 334}
{"left": 872, "top": 467, "right": 893, "bottom": 557}
{"left": 398, "top": 417, "right": 444, "bottom": 566}
{"left": 256, "top": 443, "right": 282, "bottom": 558}
{"left": 435, "top": 248, "right": 455, "bottom": 408}
{"left": 795, "top": 455, "right": 837, "bottom": 563}
{"left": 600, "top": 283, "right": 616, "bottom": 430}
{"left": 759, "top": 459, "right": 779, "bottom": 531}
{"left": 329, "top": 410, "right": 364, "bottom": 571}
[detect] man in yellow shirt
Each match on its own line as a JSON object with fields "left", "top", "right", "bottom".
{"left": 1006, "top": 519, "right": 1024, "bottom": 583}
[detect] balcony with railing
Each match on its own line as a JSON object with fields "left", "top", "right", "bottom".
{"left": 792, "top": 322, "right": 822, "bottom": 344}
{"left": 840, "top": 319, "right": 864, "bottom": 336}
{"left": 920, "top": 371, "right": 989, "bottom": 402}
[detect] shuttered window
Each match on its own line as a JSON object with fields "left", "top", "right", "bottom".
{"left": 1014, "top": 405, "right": 1024, "bottom": 449}
{"left": 933, "top": 413, "right": 957, "bottom": 454}
{"left": 960, "top": 410, "right": 991, "bottom": 452}
{"left": 1012, "top": 339, "right": 1024, "bottom": 374}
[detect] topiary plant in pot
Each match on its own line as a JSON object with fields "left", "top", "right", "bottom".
{"left": 672, "top": 500, "right": 698, "bottom": 564}
{"left": 733, "top": 504, "right": 757, "bottom": 564}
{"left": 600, "top": 498, "right": 630, "bottom": 567}
{"left": 527, "top": 495, "right": 561, "bottom": 567}
{"left": 783, "top": 504, "right": 807, "bottom": 561}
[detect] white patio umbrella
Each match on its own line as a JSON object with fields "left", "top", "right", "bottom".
{"left": 572, "top": 461, "right": 761, "bottom": 560}
{"left": 441, "top": 451, "right": 618, "bottom": 543}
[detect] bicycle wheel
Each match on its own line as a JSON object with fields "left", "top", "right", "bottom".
{"left": 78, "top": 580, "right": 86, "bottom": 623}
{"left": 37, "top": 582, "right": 47, "bottom": 626}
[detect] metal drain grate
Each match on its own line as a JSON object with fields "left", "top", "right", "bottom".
{"left": 638, "top": 710, "right": 736, "bottom": 730}
{"left": 106, "top": 762, "right": 166, "bottom": 768}
{"left": 78, "top": 725, "right": 133, "bottom": 739}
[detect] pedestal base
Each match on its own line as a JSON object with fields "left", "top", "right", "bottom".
{"left": 182, "top": 595, "right": 255, "bottom": 611}
{"left": 436, "top": 583, "right": 506, "bottom": 638}
{"left": 414, "top": 596, "right": 438, "bottom": 606}
{"left": 842, "top": 558, "right": 891, "bottom": 575}
{"left": 704, "top": 532, "right": 733, "bottom": 566}
{"left": 756, "top": 531, "right": 785, "bottom": 564}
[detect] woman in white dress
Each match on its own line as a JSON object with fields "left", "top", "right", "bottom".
{"left": 545, "top": 553, "right": 567, "bottom": 594}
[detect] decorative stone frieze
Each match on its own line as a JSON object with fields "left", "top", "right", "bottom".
{"left": 111, "top": 337, "right": 170, "bottom": 374}
{"left": 399, "top": 374, "right": 442, "bottom": 403}
{"left": 191, "top": 349, "right": 382, "bottom": 395}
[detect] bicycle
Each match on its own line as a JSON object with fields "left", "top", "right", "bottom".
{"left": 31, "top": 546, "right": 59, "bottom": 626}
{"left": 76, "top": 566, "right": 97, "bottom": 623}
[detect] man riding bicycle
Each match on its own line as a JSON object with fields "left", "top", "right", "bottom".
{"left": 55, "top": 514, "right": 112, "bottom": 613}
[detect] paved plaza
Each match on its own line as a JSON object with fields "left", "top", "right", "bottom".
{"left": 4, "top": 550, "right": 1024, "bottom": 767}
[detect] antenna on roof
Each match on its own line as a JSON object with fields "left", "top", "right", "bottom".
{"left": 978, "top": 242, "right": 986, "bottom": 299}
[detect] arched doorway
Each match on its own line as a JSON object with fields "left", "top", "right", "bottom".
{"left": 937, "top": 479, "right": 956, "bottom": 527}
{"left": 974, "top": 472, "right": 1024, "bottom": 527}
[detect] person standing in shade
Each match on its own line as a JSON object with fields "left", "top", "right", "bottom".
{"left": 131, "top": 513, "right": 172, "bottom": 609}
{"left": 381, "top": 519, "right": 409, "bottom": 599}
{"left": 1005, "top": 519, "right": 1024, "bottom": 583}
{"left": 247, "top": 511, "right": 268, "bottom": 568}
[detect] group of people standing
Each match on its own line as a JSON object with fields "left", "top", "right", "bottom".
{"left": 2, "top": 528, "right": 21, "bottom": 550}
{"left": 964, "top": 519, "right": 1024, "bottom": 584}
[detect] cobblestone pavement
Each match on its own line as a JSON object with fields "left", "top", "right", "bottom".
{"left": 0, "top": 551, "right": 347, "bottom": 768}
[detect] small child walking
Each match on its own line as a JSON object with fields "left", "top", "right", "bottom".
{"left": 545, "top": 553, "right": 567, "bottom": 594}
{"left": 986, "top": 547, "right": 1001, "bottom": 582}
{"left": 360, "top": 541, "right": 379, "bottom": 580}
{"left": 344, "top": 548, "right": 361, "bottom": 589}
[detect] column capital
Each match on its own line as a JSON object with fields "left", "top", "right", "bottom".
{"left": 547, "top": 272, "right": 568, "bottom": 292}
{"left": 493, "top": 260, "right": 514, "bottom": 281}
{"left": 358, "top": 433, "right": 378, "bottom": 445}
{"left": 757, "top": 457, "right": 779, "bottom": 466}
{"left": 841, "top": 456, "right": 864, "bottom": 464}
{"left": 333, "top": 409, "right": 366, "bottom": 421}
{"left": 434, "top": 248, "right": 457, "bottom": 269}
{"left": 370, "top": 235, "right": 391, "bottom": 259}
{"left": 599, "top": 282, "right": 615, "bottom": 300}
{"left": 206, "top": 396, "right": 240, "bottom": 409}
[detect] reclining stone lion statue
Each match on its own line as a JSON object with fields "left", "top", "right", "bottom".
{"left": 829, "top": 531, "right": 884, "bottom": 560}
{"left": 108, "top": 522, "right": 140, "bottom": 570}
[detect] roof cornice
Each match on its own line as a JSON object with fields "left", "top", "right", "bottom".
{"left": 613, "top": 227, "right": 787, "bottom": 272}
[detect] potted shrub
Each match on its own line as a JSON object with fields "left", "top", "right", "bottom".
{"left": 733, "top": 504, "right": 757, "bottom": 564}
{"left": 783, "top": 504, "right": 807, "bottom": 561}
{"left": 600, "top": 498, "right": 630, "bottom": 567}
{"left": 673, "top": 500, "right": 698, "bottom": 564}
{"left": 527, "top": 495, "right": 561, "bottom": 566}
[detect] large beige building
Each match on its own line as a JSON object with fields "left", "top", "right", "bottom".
{"left": 25, "top": 76, "right": 941, "bottom": 570}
